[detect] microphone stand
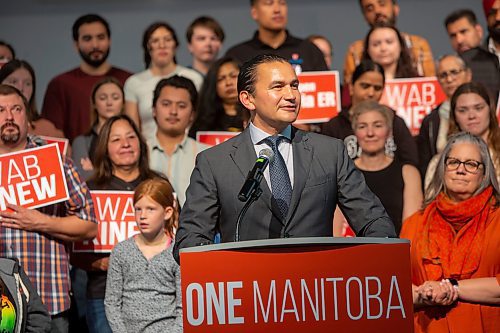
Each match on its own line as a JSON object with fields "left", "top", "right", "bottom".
{"left": 235, "top": 186, "right": 263, "bottom": 242}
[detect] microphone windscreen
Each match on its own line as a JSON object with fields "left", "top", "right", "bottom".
{"left": 259, "top": 148, "right": 274, "bottom": 163}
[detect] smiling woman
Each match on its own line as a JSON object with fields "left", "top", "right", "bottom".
{"left": 332, "top": 100, "right": 422, "bottom": 235}
{"left": 449, "top": 82, "right": 500, "bottom": 182}
{"left": 401, "top": 132, "right": 500, "bottom": 333}
{"left": 424, "top": 81, "right": 500, "bottom": 189}
{"left": 71, "top": 114, "right": 161, "bottom": 333}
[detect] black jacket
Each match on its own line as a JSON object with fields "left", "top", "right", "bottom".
{"left": 0, "top": 258, "right": 51, "bottom": 333}
{"left": 460, "top": 47, "right": 499, "bottom": 104}
{"left": 417, "top": 105, "right": 441, "bottom": 178}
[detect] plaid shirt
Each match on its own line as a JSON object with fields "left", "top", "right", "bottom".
{"left": 0, "top": 136, "right": 97, "bottom": 315}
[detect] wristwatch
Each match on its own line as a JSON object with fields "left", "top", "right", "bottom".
{"left": 447, "top": 278, "right": 459, "bottom": 287}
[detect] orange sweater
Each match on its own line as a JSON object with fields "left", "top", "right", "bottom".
{"left": 401, "top": 205, "right": 500, "bottom": 333}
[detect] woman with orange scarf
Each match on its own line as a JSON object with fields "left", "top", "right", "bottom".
{"left": 401, "top": 132, "right": 500, "bottom": 333}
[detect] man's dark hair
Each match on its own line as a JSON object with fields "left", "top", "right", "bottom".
{"left": 358, "top": 0, "right": 397, "bottom": 6}
{"left": 237, "top": 54, "right": 289, "bottom": 96}
{"left": 444, "top": 9, "right": 478, "bottom": 28}
{"left": 72, "top": 14, "right": 110, "bottom": 41}
{"left": 186, "top": 16, "right": 225, "bottom": 43}
{"left": 0, "top": 41, "right": 15, "bottom": 59}
{"left": 152, "top": 75, "right": 198, "bottom": 112}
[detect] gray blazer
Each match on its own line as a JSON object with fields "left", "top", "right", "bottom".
{"left": 173, "top": 127, "right": 395, "bottom": 262}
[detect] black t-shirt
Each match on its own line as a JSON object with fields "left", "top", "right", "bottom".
{"left": 360, "top": 159, "right": 404, "bottom": 235}
{"left": 216, "top": 113, "right": 244, "bottom": 133}
{"left": 225, "top": 30, "right": 328, "bottom": 71}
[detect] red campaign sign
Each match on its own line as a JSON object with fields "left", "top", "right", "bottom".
{"left": 196, "top": 131, "right": 239, "bottom": 147}
{"left": 380, "top": 77, "right": 447, "bottom": 135}
{"left": 0, "top": 144, "right": 69, "bottom": 211}
{"left": 38, "top": 135, "right": 69, "bottom": 156}
{"left": 73, "top": 191, "right": 138, "bottom": 253}
{"left": 180, "top": 242, "right": 413, "bottom": 333}
{"left": 295, "top": 71, "right": 341, "bottom": 124}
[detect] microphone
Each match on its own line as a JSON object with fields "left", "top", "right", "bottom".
{"left": 238, "top": 148, "right": 274, "bottom": 202}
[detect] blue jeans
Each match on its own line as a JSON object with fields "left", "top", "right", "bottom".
{"left": 86, "top": 299, "right": 112, "bottom": 333}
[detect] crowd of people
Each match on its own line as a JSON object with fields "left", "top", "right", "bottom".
{"left": 0, "top": 0, "right": 499, "bottom": 332}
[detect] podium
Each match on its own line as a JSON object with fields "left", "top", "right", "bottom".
{"left": 180, "top": 237, "right": 413, "bottom": 333}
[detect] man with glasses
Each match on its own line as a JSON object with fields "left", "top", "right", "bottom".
{"left": 417, "top": 55, "right": 472, "bottom": 178}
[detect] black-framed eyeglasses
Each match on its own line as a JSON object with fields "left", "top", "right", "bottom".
{"left": 445, "top": 157, "right": 483, "bottom": 173}
{"left": 437, "top": 68, "right": 464, "bottom": 81}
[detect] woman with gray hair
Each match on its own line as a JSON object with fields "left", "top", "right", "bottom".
{"left": 401, "top": 132, "right": 500, "bottom": 333}
{"left": 333, "top": 100, "right": 422, "bottom": 236}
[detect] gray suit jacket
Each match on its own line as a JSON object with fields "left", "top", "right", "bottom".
{"left": 173, "top": 127, "right": 395, "bottom": 262}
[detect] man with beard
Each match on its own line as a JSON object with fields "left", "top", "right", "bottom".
{"left": 225, "top": 0, "right": 327, "bottom": 73}
{"left": 0, "top": 84, "right": 97, "bottom": 332}
{"left": 444, "top": 9, "right": 484, "bottom": 54}
{"left": 343, "top": 0, "right": 435, "bottom": 92}
{"left": 41, "top": 14, "right": 131, "bottom": 142}
{"left": 484, "top": 0, "right": 500, "bottom": 60}
{"left": 443, "top": 8, "right": 499, "bottom": 102}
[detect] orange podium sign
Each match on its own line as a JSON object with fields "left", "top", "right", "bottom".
{"left": 295, "top": 71, "right": 341, "bottom": 124}
{"left": 196, "top": 131, "right": 239, "bottom": 147}
{"left": 0, "top": 143, "right": 69, "bottom": 211}
{"left": 180, "top": 237, "right": 413, "bottom": 333}
{"left": 73, "top": 191, "right": 138, "bottom": 253}
{"left": 380, "top": 77, "right": 446, "bottom": 135}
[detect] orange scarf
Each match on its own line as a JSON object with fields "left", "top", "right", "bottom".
{"left": 419, "top": 186, "right": 494, "bottom": 281}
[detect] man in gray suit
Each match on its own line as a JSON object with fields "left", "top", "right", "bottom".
{"left": 173, "top": 54, "right": 395, "bottom": 262}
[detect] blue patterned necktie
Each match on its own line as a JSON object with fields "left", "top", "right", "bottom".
{"left": 263, "top": 136, "right": 292, "bottom": 219}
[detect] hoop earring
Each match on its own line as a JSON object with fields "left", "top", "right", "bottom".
{"left": 385, "top": 136, "right": 397, "bottom": 158}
